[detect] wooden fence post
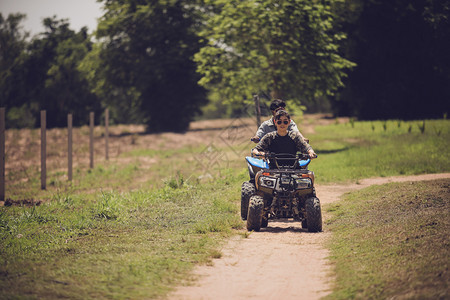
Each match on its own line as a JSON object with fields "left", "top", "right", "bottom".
{"left": 253, "top": 94, "right": 262, "bottom": 128}
{"left": 89, "top": 112, "right": 94, "bottom": 169}
{"left": 105, "top": 108, "right": 109, "bottom": 160}
{"left": 0, "top": 108, "right": 5, "bottom": 201}
{"left": 41, "top": 110, "right": 46, "bottom": 190}
{"left": 68, "top": 114, "right": 73, "bottom": 181}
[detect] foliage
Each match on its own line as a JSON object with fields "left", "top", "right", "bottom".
{"left": 2, "top": 0, "right": 450, "bottom": 129}
{"left": 42, "top": 21, "right": 101, "bottom": 127}
{"left": 94, "top": 0, "right": 207, "bottom": 132}
{"left": 0, "top": 13, "right": 28, "bottom": 64}
{"left": 78, "top": 43, "right": 144, "bottom": 125}
{"left": 332, "top": 0, "right": 450, "bottom": 120}
{"left": 194, "top": 0, "right": 355, "bottom": 105}
{"left": 0, "top": 15, "right": 100, "bottom": 128}
{"left": 0, "top": 13, "right": 34, "bottom": 127}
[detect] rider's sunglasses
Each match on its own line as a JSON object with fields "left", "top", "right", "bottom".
{"left": 276, "top": 120, "right": 289, "bottom": 125}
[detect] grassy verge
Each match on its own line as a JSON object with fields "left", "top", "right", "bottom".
{"left": 0, "top": 170, "right": 246, "bottom": 299}
{"left": 325, "top": 179, "right": 449, "bottom": 299}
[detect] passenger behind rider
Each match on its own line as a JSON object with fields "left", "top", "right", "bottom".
{"left": 251, "top": 99, "right": 308, "bottom": 143}
{"left": 252, "top": 110, "right": 316, "bottom": 162}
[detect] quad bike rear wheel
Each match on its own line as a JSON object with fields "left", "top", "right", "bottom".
{"left": 241, "top": 181, "right": 256, "bottom": 220}
{"left": 247, "top": 195, "right": 264, "bottom": 231}
{"left": 305, "top": 196, "right": 322, "bottom": 232}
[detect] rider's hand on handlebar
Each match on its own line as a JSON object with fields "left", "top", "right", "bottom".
{"left": 250, "top": 136, "right": 260, "bottom": 143}
{"left": 308, "top": 149, "right": 317, "bottom": 159}
{"left": 252, "top": 149, "right": 265, "bottom": 156}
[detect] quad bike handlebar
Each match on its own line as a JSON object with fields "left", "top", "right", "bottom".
{"left": 252, "top": 152, "right": 317, "bottom": 160}
{"left": 251, "top": 152, "right": 316, "bottom": 169}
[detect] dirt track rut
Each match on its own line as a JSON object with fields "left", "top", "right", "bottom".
{"left": 170, "top": 173, "right": 450, "bottom": 300}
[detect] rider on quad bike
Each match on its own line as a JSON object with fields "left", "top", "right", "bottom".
{"left": 241, "top": 110, "right": 321, "bottom": 232}
{"left": 250, "top": 99, "right": 306, "bottom": 144}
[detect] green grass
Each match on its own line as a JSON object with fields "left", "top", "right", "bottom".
{"left": 6, "top": 146, "right": 203, "bottom": 201}
{"left": 6, "top": 162, "right": 144, "bottom": 200}
{"left": 325, "top": 179, "right": 449, "bottom": 299}
{"left": 1, "top": 118, "right": 449, "bottom": 298}
{"left": 309, "top": 119, "right": 450, "bottom": 183}
{"left": 0, "top": 170, "right": 245, "bottom": 299}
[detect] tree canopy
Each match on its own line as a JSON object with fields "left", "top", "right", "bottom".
{"left": 93, "top": 0, "right": 207, "bottom": 132}
{"left": 0, "top": 15, "right": 100, "bottom": 127}
{"left": 194, "top": 0, "right": 354, "bottom": 104}
{"left": 1, "top": 0, "right": 449, "bottom": 130}
{"left": 332, "top": 0, "right": 450, "bottom": 119}
{"left": 0, "top": 13, "right": 32, "bottom": 127}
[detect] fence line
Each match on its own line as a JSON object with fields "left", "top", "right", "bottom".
{"left": 105, "top": 108, "right": 109, "bottom": 160}
{"left": 0, "top": 108, "right": 113, "bottom": 199}
{"left": 0, "top": 108, "right": 5, "bottom": 201}
{"left": 253, "top": 94, "right": 261, "bottom": 127}
{"left": 40, "top": 110, "right": 46, "bottom": 190}
{"left": 68, "top": 114, "right": 73, "bottom": 181}
{"left": 89, "top": 112, "right": 94, "bottom": 169}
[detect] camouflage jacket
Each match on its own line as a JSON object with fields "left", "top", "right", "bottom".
{"left": 253, "top": 131, "right": 312, "bottom": 154}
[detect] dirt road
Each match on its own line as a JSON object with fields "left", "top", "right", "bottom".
{"left": 170, "top": 173, "right": 450, "bottom": 300}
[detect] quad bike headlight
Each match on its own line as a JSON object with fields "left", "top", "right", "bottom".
{"left": 259, "top": 176, "right": 277, "bottom": 188}
{"left": 295, "top": 178, "right": 312, "bottom": 189}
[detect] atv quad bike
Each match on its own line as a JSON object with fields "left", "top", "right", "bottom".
{"left": 241, "top": 152, "right": 322, "bottom": 232}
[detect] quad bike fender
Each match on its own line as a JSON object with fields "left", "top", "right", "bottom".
{"left": 246, "top": 156, "right": 269, "bottom": 179}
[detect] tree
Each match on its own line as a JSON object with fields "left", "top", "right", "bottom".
{"left": 95, "top": 0, "right": 207, "bottom": 132}
{"left": 43, "top": 22, "right": 101, "bottom": 127}
{"left": 26, "top": 17, "right": 101, "bottom": 127}
{"left": 332, "top": 0, "right": 450, "bottom": 120}
{"left": 0, "top": 13, "right": 35, "bottom": 127}
{"left": 78, "top": 43, "right": 144, "bottom": 125}
{"left": 1, "top": 15, "right": 101, "bottom": 128}
{"left": 194, "top": 0, "right": 354, "bottom": 105}
{"left": 0, "top": 13, "right": 28, "bottom": 96}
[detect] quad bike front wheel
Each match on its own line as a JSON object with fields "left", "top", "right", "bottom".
{"left": 260, "top": 194, "right": 272, "bottom": 228}
{"left": 305, "top": 196, "right": 322, "bottom": 232}
{"left": 247, "top": 195, "right": 264, "bottom": 231}
{"left": 241, "top": 181, "right": 256, "bottom": 220}
{"left": 301, "top": 219, "right": 308, "bottom": 229}
{"left": 261, "top": 213, "right": 269, "bottom": 228}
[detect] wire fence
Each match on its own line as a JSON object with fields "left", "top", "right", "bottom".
{"left": 0, "top": 98, "right": 266, "bottom": 200}
{"left": 0, "top": 108, "right": 111, "bottom": 200}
